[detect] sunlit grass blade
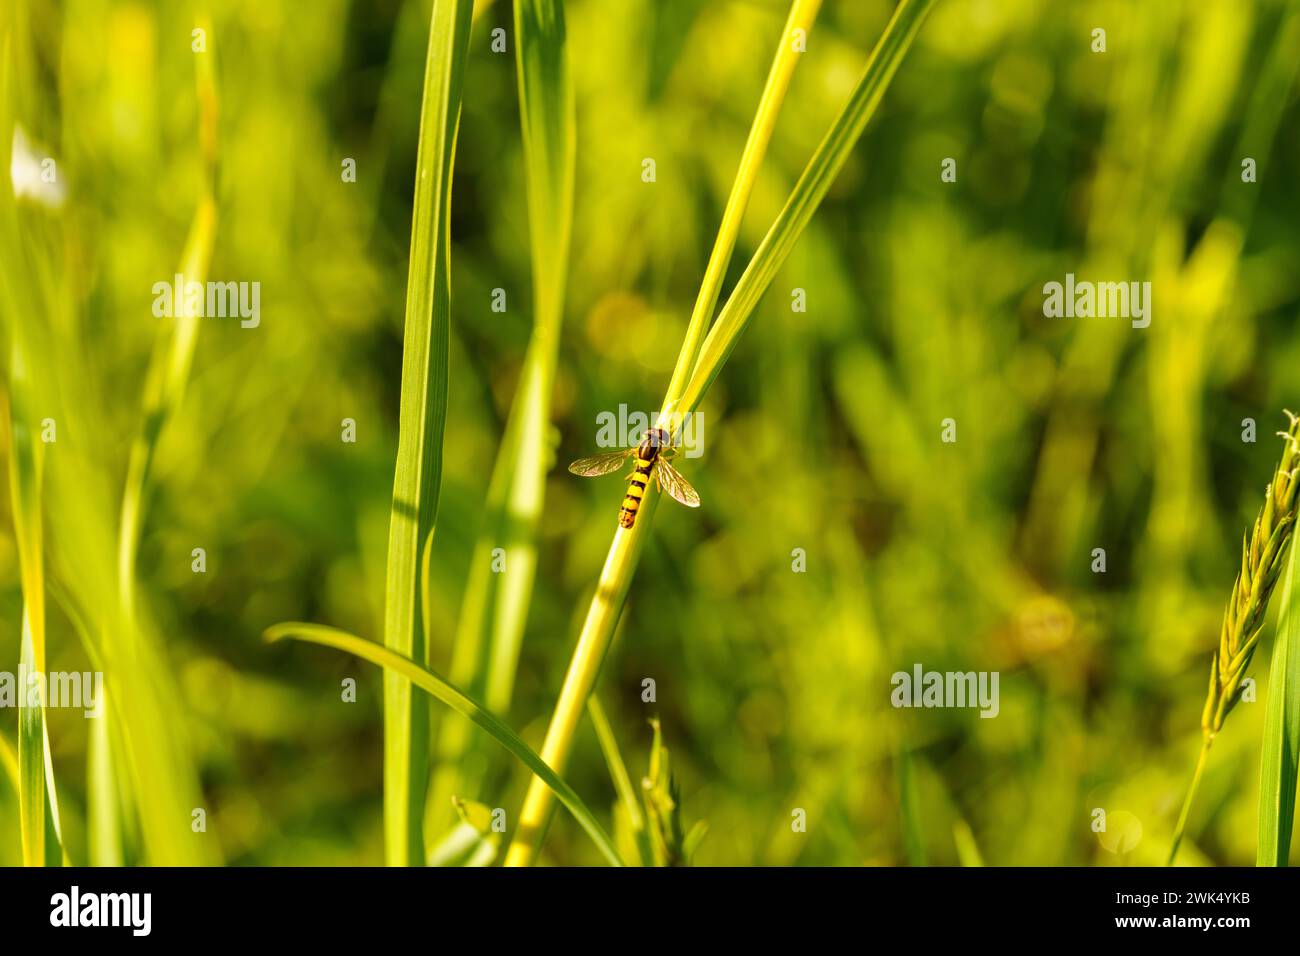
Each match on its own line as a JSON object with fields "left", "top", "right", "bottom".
{"left": 679, "top": 0, "right": 936, "bottom": 415}
{"left": 486, "top": 0, "right": 574, "bottom": 727}
{"left": 265, "top": 623, "right": 623, "bottom": 866}
{"left": 953, "top": 819, "right": 985, "bottom": 867}
{"left": 506, "top": 0, "right": 933, "bottom": 867}
{"left": 381, "top": 0, "right": 474, "bottom": 866}
{"left": 103, "top": 180, "right": 214, "bottom": 868}
{"left": 429, "top": 0, "right": 575, "bottom": 842}
{"left": 17, "top": 610, "right": 45, "bottom": 866}
{"left": 0, "top": 731, "right": 16, "bottom": 795}
{"left": 587, "top": 695, "right": 652, "bottom": 866}
{"left": 117, "top": 10, "right": 219, "bottom": 613}
{"left": 117, "top": 194, "right": 217, "bottom": 620}
{"left": 5, "top": 356, "right": 56, "bottom": 866}
{"left": 898, "top": 748, "right": 926, "bottom": 866}
{"left": 665, "top": 0, "right": 823, "bottom": 406}
{"left": 1258, "top": 536, "right": 1300, "bottom": 865}
{"left": 42, "top": 720, "right": 66, "bottom": 865}
{"left": 108, "top": 19, "right": 217, "bottom": 867}
{"left": 1, "top": 11, "right": 211, "bottom": 867}
{"left": 87, "top": 687, "right": 124, "bottom": 866}
{"left": 505, "top": 0, "right": 823, "bottom": 868}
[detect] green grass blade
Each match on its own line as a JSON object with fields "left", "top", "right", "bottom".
{"left": 41, "top": 719, "right": 66, "bottom": 865}
{"left": 117, "top": 14, "right": 217, "bottom": 623}
{"left": 87, "top": 688, "right": 125, "bottom": 866}
{"left": 430, "top": 0, "right": 575, "bottom": 839}
{"left": 7, "top": 352, "right": 55, "bottom": 867}
{"left": 953, "top": 819, "right": 985, "bottom": 867}
{"left": 587, "top": 695, "right": 652, "bottom": 866}
{"left": 506, "top": 0, "right": 933, "bottom": 867}
{"left": 0, "top": 731, "right": 17, "bottom": 796}
{"left": 898, "top": 748, "right": 926, "bottom": 866}
{"left": 1, "top": 9, "right": 209, "bottom": 867}
{"left": 486, "top": 0, "right": 575, "bottom": 728}
{"left": 108, "top": 20, "right": 217, "bottom": 867}
{"left": 117, "top": 197, "right": 217, "bottom": 619}
{"left": 266, "top": 623, "right": 624, "bottom": 867}
{"left": 679, "top": 0, "right": 936, "bottom": 415}
{"left": 1258, "top": 537, "right": 1300, "bottom": 865}
{"left": 664, "top": 0, "right": 823, "bottom": 408}
{"left": 505, "top": 0, "right": 823, "bottom": 869}
{"left": 17, "top": 611, "right": 45, "bottom": 866}
{"left": 381, "top": 0, "right": 474, "bottom": 866}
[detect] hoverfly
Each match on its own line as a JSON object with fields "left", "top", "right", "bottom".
{"left": 568, "top": 426, "right": 700, "bottom": 529}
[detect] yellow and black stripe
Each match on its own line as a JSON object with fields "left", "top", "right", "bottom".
{"left": 618, "top": 427, "right": 670, "bottom": 529}
{"left": 618, "top": 455, "right": 655, "bottom": 528}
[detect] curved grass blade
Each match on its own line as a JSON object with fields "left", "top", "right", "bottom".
{"left": 587, "top": 695, "right": 652, "bottom": 866}
{"left": 898, "top": 748, "right": 926, "bottom": 866}
{"left": 382, "top": 0, "right": 474, "bottom": 866}
{"left": 0, "top": 731, "right": 16, "bottom": 795}
{"left": 679, "top": 0, "right": 936, "bottom": 415}
{"left": 665, "top": 0, "right": 823, "bottom": 405}
{"left": 1, "top": 17, "right": 212, "bottom": 866}
{"left": 17, "top": 610, "right": 46, "bottom": 865}
{"left": 117, "top": 13, "right": 218, "bottom": 623}
{"left": 41, "top": 716, "right": 67, "bottom": 866}
{"left": 87, "top": 690, "right": 125, "bottom": 866}
{"left": 505, "top": 0, "right": 825, "bottom": 869}
{"left": 5, "top": 354, "right": 60, "bottom": 866}
{"left": 265, "top": 623, "right": 623, "bottom": 867}
{"left": 116, "top": 195, "right": 217, "bottom": 620}
{"left": 430, "top": 0, "right": 576, "bottom": 840}
{"left": 506, "top": 0, "right": 933, "bottom": 867}
{"left": 108, "top": 18, "right": 217, "bottom": 867}
{"left": 484, "top": 0, "right": 575, "bottom": 723}
{"left": 1258, "top": 536, "right": 1300, "bottom": 865}
{"left": 953, "top": 819, "right": 985, "bottom": 867}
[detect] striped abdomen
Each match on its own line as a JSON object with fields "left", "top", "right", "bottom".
{"left": 619, "top": 428, "right": 669, "bottom": 529}
{"left": 618, "top": 455, "right": 655, "bottom": 528}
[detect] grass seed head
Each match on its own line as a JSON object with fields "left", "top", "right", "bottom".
{"left": 1201, "top": 412, "right": 1300, "bottom": 736}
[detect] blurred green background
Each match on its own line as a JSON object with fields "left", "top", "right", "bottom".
{"left": 2, "top": 0, "right": 1300, "bottom": 865}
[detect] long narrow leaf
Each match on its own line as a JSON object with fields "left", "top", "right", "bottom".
{"left": 382, "top": 0, "right": 474, "bottom": 866}
{"left": 6, "top": 352, "right": 58, "bottom": 866}
{"left": 1258, "top": 537, "right": 1300, "bottom": 865}
{"left": 117, "top": 195, "right": 217, "bottom": 620}
{"left": 505, "top": 0, "right": 825, "bottom": 869}
{"left": 487, "top": 0, "right": 575, "bottom": 727}
{"left": 87, "top": 687, "right": 125, "bottom": 866}
{"left": 17, "top": 609, "right": 45, "bottom": 865}
{"left": 953, "top": 820, "right": 985, "bottom": 867}
{"left": 266, "top": 623, "right": 623, "bottom": 867}
{"left": 680, "top": 0, "right": 936, "bottom": 415}
{"left": 507, "top": 0, "right": 933, "bottom": 867}
{"left": 588, "top": 695, "right": 652, "bottom": 866}
{"left": 666, "top": 0, "right": 823, "bottom": 405}
{"left": 0, "top": 731, "right": 17, "bottom": 795}
{"left": 107, "top": 20, "right": 218, "bottom": 866}
{"left": 430, "top": 0, "right": 576, "bottom": 841}
{"left": 898, "top": 748, "right": 927, "bottom": 866}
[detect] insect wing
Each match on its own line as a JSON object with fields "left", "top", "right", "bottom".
{"left": 567, "top": 449, "right": 632, "bottom": 477}
{"left": 655, "top": 459, "right": 701, "bottom": 508}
